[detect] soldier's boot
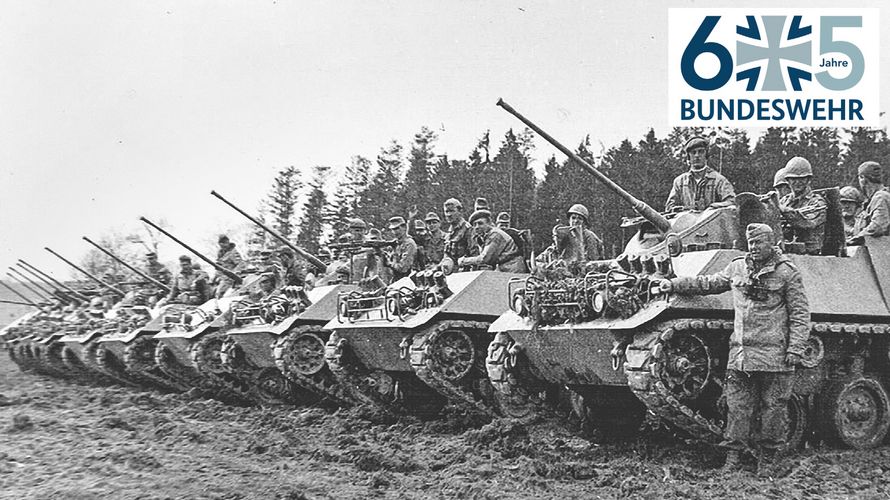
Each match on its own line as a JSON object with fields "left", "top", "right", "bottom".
{"left": 721, "top": 450, "right": 741, "bottom": 472}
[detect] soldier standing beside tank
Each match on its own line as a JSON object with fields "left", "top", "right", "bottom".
{"left": 839, "top": 186, "right": 865, "bottom": 240}
{"left": 849, "top": 161, "right": 890, "bottom": 244}
{"left": 778, "top": 157, "right": 827, "bottom": 255}
{"left": 665, "top": 137, "right": 736, "bottom": 212}
{"left": 458, "top": 210, "right": 527, "bottom": 272}
{"left": 214, "top": 235, "right": 244, "bottom": 298}
{"left": 382, "top": 216, "right": 417, "bottom": 282}
{"left": 168, "top": 255, "right": 211, "bottom": 305}
{"left": 441, "top": 198, "right": 476, "bottom": 272}
{"left": 657, "top": 224, "right": 810, "bottom": 473}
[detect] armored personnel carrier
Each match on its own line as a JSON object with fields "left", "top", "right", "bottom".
{"left": 491, "top": 100, "right": 886, "bottom": 449}
{"left": 323, "top": 269, "right": 523, "bottom": 417}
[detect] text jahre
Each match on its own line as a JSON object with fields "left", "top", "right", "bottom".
{"left": 819, "top": 58, "right": 849, "bottom": 68}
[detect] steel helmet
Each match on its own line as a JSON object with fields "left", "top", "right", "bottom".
{"left": 783, "top": 157, "right": 813, "bottom": 178}
{"left": 567, "top": 204, "right": 590, "bottom": 222}
{"left": 839, "top": 185, "right": 864, "bottom": 204}
{"left": 772, "top": 167, "right": 789, "bottom": 188}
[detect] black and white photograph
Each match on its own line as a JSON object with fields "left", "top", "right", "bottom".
{"left": 1, "top": 1, "right": 889, "bottom": 498}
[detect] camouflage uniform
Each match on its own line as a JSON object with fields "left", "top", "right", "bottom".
{"left": 665, "top": 167, "right": 736, "bottom": 212}
{"left": 780, "top": 188, "right": 827, "bottom": 254}
{"left": 386, "top": 234, "right": 417, "bottom": 282}
{"left": 669, "top": 250, "right": 810, "bottom": 452}
{"left": 853, "top": 189, "right": 890, "bottom": 238}
{"left": 460, "top": 226, "right": 527, "bottom": 273}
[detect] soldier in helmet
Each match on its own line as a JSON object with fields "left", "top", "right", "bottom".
{"left": 773, "top": 167, "right": 792, "bottom": 200}
{"left": 656, "top": 223, "right": 810, "bottom": 474}
{"left": 537, "top": 204, "right": 605, "bottom": 265}
{"left": 665, "top": 136, "right": 736, "bottom": 212}
{"left": 495, "top": 212, "right": 511, "bottom": 230}
{"left": 566, "top": 204, "right": 604, "bottom": 260}
{"left": 849, "top": 161, "right": 890, "bottom": 244}
{"left": 458, "top": 210, "right": 527, "bottom": 273}
{"left": 382, "top": 216, "right": 417, "bottom": 281}
{"left": 839, "top": 186, "right": 865, "bottom": 240}
{"left": 214, "top": 234, "right": 244, "bottom": 298}
{"left": 441, "top": 198, "right": 476, "bottom": 272}
{"left": 474, "top": 197, "right": 490, "bottom": 212}
{"left": 778, "top": 157, "right": 827, "bottom": 255}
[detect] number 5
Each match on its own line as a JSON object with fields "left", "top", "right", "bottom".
{"left": 816, "top": 16, "right": 864, "bottom": 91}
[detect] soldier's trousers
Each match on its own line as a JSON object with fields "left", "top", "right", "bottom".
{"left": 721, "top": 369, "right": 795, "bottom": 451}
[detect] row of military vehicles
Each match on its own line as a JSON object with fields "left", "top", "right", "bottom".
{"left": 3, "top": 100, "right": 890, "bottom": 451}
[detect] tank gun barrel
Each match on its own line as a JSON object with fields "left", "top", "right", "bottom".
{"left": 6, "top": 271, "right": 52, "bottom": 302}
{"left": 496, "top": 98, "right": 671, "bottom": 234}
{"left": 82, "top": 236, "right": 172, "bottom": 294}
{"left": 0, "top": 280, "right": 45, "bottom": 310}
{"left": 7, "top": 268, "right": 54, "bottom": 301}
{"left": 18, "top": 259, "right": 91, "bottom": 302}
{"left": 139, "top": 216, "right": 242, "bottom": 285}
{"left": 209, "top": 190, "right": 327, "bottom": 273}
{"left": 13, "top": 263, "right": 77, "bottom": 304}
{"left": 0, "top": 298, "right": 43, "bottom": 307}
{"left": 44, "top": 247, "right": 126, "bottom": 297}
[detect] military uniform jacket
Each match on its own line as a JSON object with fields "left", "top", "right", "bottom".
{"left": 780, "top": 188, "right": 827, "bottom": 254}
{"left": 146, "top": 262, "right": 172, "bottom": 286}
{"left": 582, "top": 228, "right": 604, "bottom": 261}
{"left": 387, "top": 235, "right": 417, "bottom": 281}
{"left": 670, "top": 253, "right": 810, "bottom": 372}
{"left": 216, "top": 245, "right": 244, "bottom": 281}
{"left": 854, "top": 188, "right": 890, "bottom": 238}
{"left": 168, "top": 270, "right": 209, "bottom": 305}
{"left": 665, "top": 166, "right": 736, "bottom": 212}
{"left": 444, "top": 219, "right": 475, "bottom": 262}
{"left": 463, "top": 227, "right": 526, "bottom": 273}
{"left": 426, "top": 230, "right": 445, "bottom": 266}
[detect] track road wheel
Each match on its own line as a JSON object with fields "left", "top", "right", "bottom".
{"left": 819, "top": 376, "right": 890, "bottom": 449}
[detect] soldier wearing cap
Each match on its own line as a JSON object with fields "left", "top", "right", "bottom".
{"left": 657, "top": 223, "right": 809, "bottom": 473}
{"left": 381, "top": 216, "right": 417, "bottom": 281}
{"left": 168, "top": 255, "right": 211, "bottom": 305}
{"left": 442, "top": 198, "right": 476, "bottom": 271}
{"left": 458, "top": 210, "right": 527, "bottom": 273}
{"left": 214, "top": 234, "right": 245, "bottom": 298}
{"left": 665, "top": 136, "right": 736, "bottom": 212}
{"left": 348, "top": 218, "right": 368, "bottom": 242}
{"left": 144, "top": 251, "right": 172, "bottom": 287}
{"left": 839, "top": 186, "right": 865, "bottom": 239}
{"left": 249, "top": 270, "right": 278, "bottom": 301}
{"left": 773, "top": 167, "right": 792, "bottom": 200}
{"left": 474, "top": 197, "right": 490, "bottom": 212}
{"left": 411, "top": 219, "right": 431, "bottom": 270}
{"left": 778, "top": 157, "right": 827, "bottom": 255}
{"left": 424, "top": 212, "right": 445, "bottom": 265}
{"left": 850, "top": 161, "right": 890, "bottom": 243}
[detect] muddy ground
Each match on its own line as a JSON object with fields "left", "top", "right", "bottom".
{"left": 0, "top": 354, "right": 888, "bottom": 500}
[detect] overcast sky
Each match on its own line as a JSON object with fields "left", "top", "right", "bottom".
{"left": 1, "top": 0, "right": 887, "bottom": 279}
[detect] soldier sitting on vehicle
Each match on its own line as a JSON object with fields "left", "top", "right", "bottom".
{"left": 839, "top": 186, "right": 865, "bottom": 240}
{"left": 666, "top": 136, "right": 736, "bottom": 212}
{"left": 411, "top": 219, "right": 431, "bottom": 271}
{"left": 424, "top": 212, "right": 445, "bottom": 265}
{"left": 381, "top": 216, "right": 417, "bottom": 282}
{"left": 773, "top": 167, "right": 791, "bottom": 200}
{"left": 214, "top": 234, "right": 244, "bottom": 298}
{"left": 275, "top": 247, "right": 306, "bottom": 287}
{"left": 778, "top": 157, "right": 827, "bottom": 255}
{"left": 849, "top": 161, "right": 890, "bottom": 244}
{"left": 167, "top": 255, "right": 210, "bottom": 305}
{"left": 458, "top": 210, "right": 527, "bottom": 273}
{"left": 495, "top": 212, "right": 511, "bottom": 230}
{"left": 441, "top": 198, "right": 476, "bottom": 273}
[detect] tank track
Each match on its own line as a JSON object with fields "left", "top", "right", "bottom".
{"left": 123, "top": 336, "right": 191, "bottom": 392}
{"left": 409, "top": 320, "right": 497, "bottom": 418}
{"left": 189, "top": 333, "right": 254, "bottom": 405}
{"left": 154, "top": 340, "right": 209, "bottom": 393}
{"left": 218, "top": 335, "right": 305, "bottom": 406}
{"left": 624, "top": 318, "right": 730, "bottom": 442}
{"left": 485, "top": 331, "right": 554, "bottom": 422}
{"left": 94, "top": 341, "right": 148, "bottom": 388}
{"left": 273, "top": 325, "right": 352, "bottom": 406}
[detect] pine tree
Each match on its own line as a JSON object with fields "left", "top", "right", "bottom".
{"left": 401, "top": 127, "right": 438, "bottom": 215}
{"left": 267, "top": 166, "right": 302, "bottom": 240}
{"left": 331, "top": 155, "right": 372, "bottom": 237}
{"left": 358, "top": 141, "right": 404, "bottom": 229}
{"left": 750, "top": 127, "right": 793, "bottom": 194}
{"left": 489, "top": 129, "right": 536, "bottom": 228}
{"left": 531, "top": 156, "right": 566, "bottom": 251}
{"left": 295, "top": 166, "right": 330, "bottom": 254}
{"left": 798, "top": 128, "right": 843, "bottom": 188}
